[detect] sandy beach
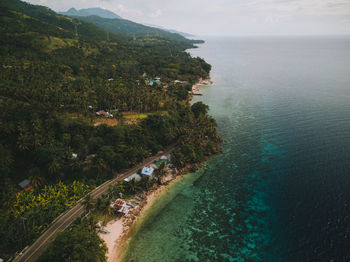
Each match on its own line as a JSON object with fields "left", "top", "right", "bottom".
{"left": 99, "top": 174, "right": 181, "bottom": 262}
{"left": 192, "top": 77, "right": 213, "bottom": 95}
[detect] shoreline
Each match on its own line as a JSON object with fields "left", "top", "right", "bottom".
{"left": 192, "top": 77, "right": 213, "bottom": 96}
{"left": 99, "top": 77, "right": 218, "bottom": 262}
{"left": 99, "top": 163, "right": 208, "bottom": 262}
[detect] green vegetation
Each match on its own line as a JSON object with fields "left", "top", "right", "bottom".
{"left": 69, "top": 15, "right": 204, "bottom": 44}
{"left": 39, "top": 219, "right": 107, "bottom": 262}
{"left": 0, "top": 181, "right": 90, "bottom": 257}
{"left": 0, "top": 0, "right": 220, "bottom": 260}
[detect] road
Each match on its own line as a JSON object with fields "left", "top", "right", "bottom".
{"left": 14, "top": 146, "right": 174, "bottom": 262}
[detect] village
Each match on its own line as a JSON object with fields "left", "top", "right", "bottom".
{"left": 108, "top": 154, "right": 170, "bottom": 217}
{"left": 93, "top": 76, "right": 213, "bottom": 126}
{"left": 95, "top": 153, "right": 179, "bottom": 259}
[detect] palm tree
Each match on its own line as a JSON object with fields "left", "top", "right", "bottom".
{"left": 128, "top": 178, "right": 138, "bottom": 193}
{"left": 29, "top": 175, "right": 45, "bottom": 188}
{"left": 101, "top": 198, "right": 112, "bottom": 224}
{"left": 86, "top": 214, "right": 99, "bottom": 233}
{"left": 95, "top": 158, "right": 108, "bottom": 178}
{"left": 155, "top": 162, "right": 168, "bottom": 184}
{"left": 140, "top": 176, "right": 152, "bottom": 191}
{"left": 116, "top": 182, "right": 125, "bottom": 195}
{"left": 48, "top": 159, "right": 60, "bottom": 176}
{"left": 83, "top": 194, "right": 95, "bottom": 214}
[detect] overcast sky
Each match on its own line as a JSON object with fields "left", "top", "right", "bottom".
{"left": 24, "top": 0, "right": 350, "bottom": 36}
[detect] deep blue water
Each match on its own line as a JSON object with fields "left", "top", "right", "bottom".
{"left": 122, "top": 36, "right": 350, "bottom": 262}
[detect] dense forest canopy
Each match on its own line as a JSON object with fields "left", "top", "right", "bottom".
{"left": 0, "top": 0, "right": 219, "bottom": 259}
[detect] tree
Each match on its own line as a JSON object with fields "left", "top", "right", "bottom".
{"left": 83, "top": 194, "right": 95, "bottom": 214}
{"left": 191, "top": 102, "right": 209, "bottom": 118}
{"left": 29, "top": 174, "right": 45, "bottom": 188}
{"left": 101, "top": 198, "right": 112, "bottom": 223}
{"left": 41, "top": 224, "right": 107, "bottom": 262}
{"left": 154, "top": 162, "right": 168, "bottom": 184}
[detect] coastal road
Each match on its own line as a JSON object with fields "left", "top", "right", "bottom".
{"left": 14, "top": 146, "right": 174, "bottom": 262}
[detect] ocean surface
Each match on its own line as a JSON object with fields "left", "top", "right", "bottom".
{"left": 121, "top": 36, "right": 350, "bottom": 262}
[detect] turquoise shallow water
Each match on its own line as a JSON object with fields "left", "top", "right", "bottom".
{"left": 122, "top": 36, "right": 350, "bottom": 261}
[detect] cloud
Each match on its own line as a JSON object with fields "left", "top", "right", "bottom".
{"left": 148, "top": 9, "right": 162, "bottom": 18}
{"left": 113, "top": 4, "right": 144, "bottom": 16}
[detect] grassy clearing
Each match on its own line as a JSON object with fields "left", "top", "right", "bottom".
{"left": 122, "top": 111, "right": 167, "bottom": 120}
{"left": 43, "top": 36, "right": 77, "bottom": 52}
{"left": 63, "top": 111, "right": 168, "bottom": 127}
{"left": 93, "top": 118, "right": 119, "bottom": 127}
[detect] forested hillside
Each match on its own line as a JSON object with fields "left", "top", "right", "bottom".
{"left": 0, "top": 0, "right": 220, "bottom": 259}
{"left": 67, "top": 15, "right": 203, "bottom": 44}
{"left": 59, "top": 7, "right": 122, "bottom": 19}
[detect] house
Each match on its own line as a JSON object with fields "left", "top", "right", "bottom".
{"left": 107, "top": 78, "right": 114, "bottom": 81}
{"left": 174, "top": 80, "right": 188, "bottom": 84}
{"left": 141, "top": 166, "right": 154, "bottom": 176}
{"left": 71, "top": 153, "right": 78, "bottom": 159}
{"left": 110, "top": 199, "right": 130, "bottom": 214}
{"left": 18, "top": 179, "right": 32, "bottom": 191}
{"left": 96, "top": 110, "right": 113, "bottom": 118}
{"left": 124, "top": 173, "right": 142, "bottom": 182}
{"left": 149, "top": 78, "right": 161, "bottom": 86}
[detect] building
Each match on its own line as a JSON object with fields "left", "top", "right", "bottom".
{"left": 124, "top": 173, "right": 142, "bottom": 182}
{"left": 110, "top": 199, "right": 130, "bottom": 214}
{"left": 18, "top": 179, "right": 32, "bottom": 191}
{"left": 141, "top": 166, "right": 154, "bottom": 176}
{"left": 96, "top": 110, "right": 113, "bottom": 118}
{"left": 174, "top": 80, "right": 188, "bottom": 84}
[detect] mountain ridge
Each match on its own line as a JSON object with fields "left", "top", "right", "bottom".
{"left": 59, "top": 7, "right": 122, "bottom": 19}
{"left": 59, "top": 7, "right": 196, "bottom": 41}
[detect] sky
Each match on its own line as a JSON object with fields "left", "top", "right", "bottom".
{"left": 24, "top": 0, "right": 350, "bottom": 36}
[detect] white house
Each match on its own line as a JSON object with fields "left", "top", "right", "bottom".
{"left": 141, "top": 166, "right": 154, "bottom": 176}
{"left": 124, "top": 173, "right": 142, "bottom": 182}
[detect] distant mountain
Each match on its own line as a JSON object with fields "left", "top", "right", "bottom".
{"left": 59, "top": 7, "right": 122, "bottom": 19}
{"left": 143, "top": 23, "right": 194, "bottom": 38}
{"left": 66, "top": 15, "right": 203, "bottom": 44}
{"left": 59, "top": 7, "right": 201, "bottom": 43}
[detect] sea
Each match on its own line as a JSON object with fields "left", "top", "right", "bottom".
{"left": 121, "top": 36, "right": 350, "bottom": 262}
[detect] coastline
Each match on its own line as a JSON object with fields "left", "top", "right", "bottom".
{"left": 99, "top": 77, "right": 218, "bottom": 262}
{"left": 192, "top": 77, "right": 213, "bottom": 96}
{"left": 100, "top": 169, "right": 193, "bottom": 262}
